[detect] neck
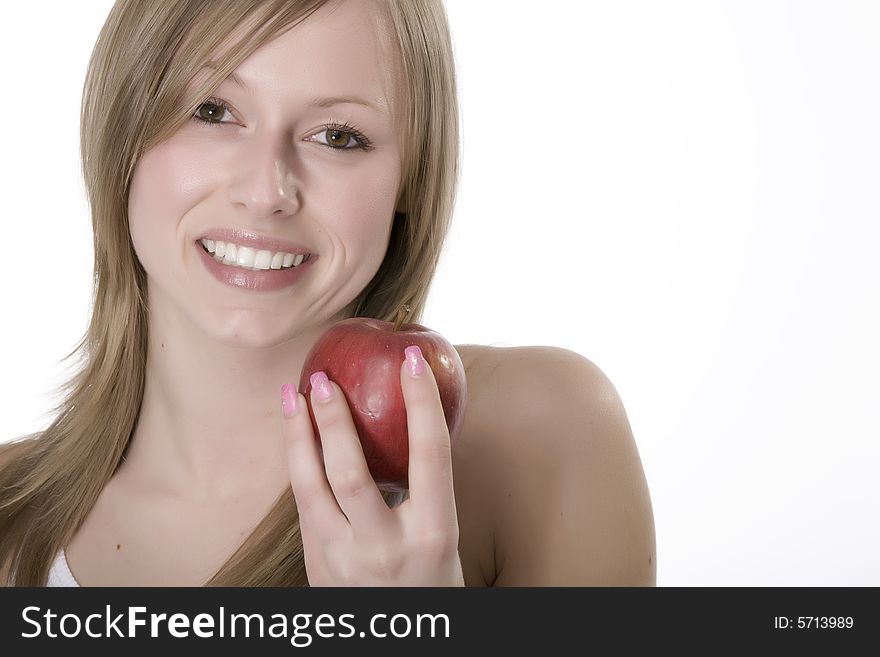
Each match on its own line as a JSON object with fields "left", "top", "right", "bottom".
{"left": 118, "top": 288, "right": 354, "bottom": 504}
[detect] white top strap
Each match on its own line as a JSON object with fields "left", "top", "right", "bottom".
{"left": 46, "top": 549, "right": 81, "bottom": 587}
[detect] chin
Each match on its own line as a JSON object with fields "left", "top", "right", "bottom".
{"left": 199, "top": 312, "right": 303, "bottom": 350}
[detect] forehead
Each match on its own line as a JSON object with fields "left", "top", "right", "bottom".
{"left": 199, "top": 0, "right": 399, "bottom": 118}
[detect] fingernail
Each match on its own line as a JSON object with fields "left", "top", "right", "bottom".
{"left": 405, "top": 345, "right": 426, "bottom": 378}
{"left": 280, "top": 383, "right": 298, "bottom": 418}
{"left": 310, "top": 371, "right": 334, "bottom": 402}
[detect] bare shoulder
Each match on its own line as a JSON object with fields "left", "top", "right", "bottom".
{"left": 456, "top": 344, "right": 656, "bottom": 586}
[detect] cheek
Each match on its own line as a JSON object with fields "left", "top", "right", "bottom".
{"left": 320, "top": 158, "right": 401, "bottom": 257}
{"left": 128, "top": 138, "right": 215, "bottom": 263}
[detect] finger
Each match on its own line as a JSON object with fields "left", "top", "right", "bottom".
{"left": 308, "top": 371, "right": 396, "bottom": 541}
{"left": 280, "top": 383, "right": 348, "bottom": 540}
{"left": 400, "top": 346, "right": 458, "bottom": 529}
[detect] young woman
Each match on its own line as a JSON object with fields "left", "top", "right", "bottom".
{"left": 0, "top": 0, "right": 655, "bottom": 586}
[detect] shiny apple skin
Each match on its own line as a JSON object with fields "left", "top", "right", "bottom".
{"left": 298, "top": 317, "right": 467, "bottom": 493}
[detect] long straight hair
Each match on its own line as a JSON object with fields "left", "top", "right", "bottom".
{"left": 0, "top": 0, "right": 460, "bottom": 586}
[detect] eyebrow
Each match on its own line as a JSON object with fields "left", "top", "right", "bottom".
{"left": 200, "top": 62, "right": 382, "bottom": 113}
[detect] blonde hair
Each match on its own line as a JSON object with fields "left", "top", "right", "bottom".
{"left": 0, "top": 0, "right": 459, "bottom": 586}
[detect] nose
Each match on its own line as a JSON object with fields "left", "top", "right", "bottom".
{"left": 226, "top": 137, "right": 301, "bottom": 218}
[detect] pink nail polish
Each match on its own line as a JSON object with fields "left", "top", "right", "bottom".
{"left": 280, "top": 383, "right": 298, "bottom": 418}
{"left": 310, "top": 371, "right": 333, "bottom": 401}
{"left": 405, "top": 345, "right": 426, "bottom": 377}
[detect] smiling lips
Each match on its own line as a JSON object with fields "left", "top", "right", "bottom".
{"left": 197, "top": 238, "right": 316, "bottom": 292}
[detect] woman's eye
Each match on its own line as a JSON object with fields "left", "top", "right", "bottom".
{"left": 311, "top": 128, "right": 359, "bottom": 150}
{"left": 308, "top": 124, "right": 373, "bottom": 152}
{"left": 193, "top": 100, "right": 234, "bottom": 125}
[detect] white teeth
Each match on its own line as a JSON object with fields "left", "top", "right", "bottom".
{"left": 231, "top": 245, "right": 254, "bottom": 267}
{"left": 253, "top": 249, "right": 273, "bottom": 270}
{"left": 200, "top": 239, "right": 309, "bottom": 271}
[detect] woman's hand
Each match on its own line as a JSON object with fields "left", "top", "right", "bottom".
{"left": 280, "top": 345, "right": 465, "bottom": 586}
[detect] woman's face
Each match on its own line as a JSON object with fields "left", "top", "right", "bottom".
{"left": 127, "top": 0, "right": 403, "bottom": 348}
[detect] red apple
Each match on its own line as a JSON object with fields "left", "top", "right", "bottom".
{"left": 298, "top": 317, "right": 467, "bottom": 494}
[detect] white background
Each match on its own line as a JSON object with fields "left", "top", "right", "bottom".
{"left": 1, "top": 1, "right": 877, "bottom": 586}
